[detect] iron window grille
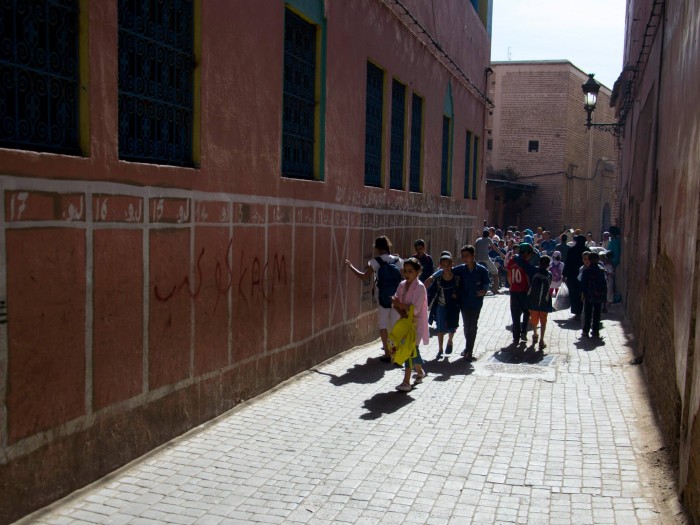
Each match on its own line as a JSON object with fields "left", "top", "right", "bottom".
{"left": 118, "top": 0, "right": 194, "bottom": 166}
{"left": 409, "top": 93, "right": 422, "bottom": 193}
{"left": 364, "top": 62, "right": 384, "bottom": 187}
{"left": 471, "top": 135, "right": 479, "bottom": 199}
{"left": 464, "top": 131, "right": 472, "bottom": 199}
{"left": 440, "top": 116, "right": 451, "bottom": 196}
{"left": 389, "top": 79, "right": 406, "bottom": 190}
{"left": 282, "top": 8, "right": 317, "bottom": 180}
{"left": 0, "top": 0, "right": 80, "bottom": 155}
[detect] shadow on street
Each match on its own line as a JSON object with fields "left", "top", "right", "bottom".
{"left": 574, "top": 335, "right": 606, "bottom": 351}
{"left": 553, "top": 316, "right": 583, "bottom": 330}
{"left": 491, "top": 342, "right": 549, "bottom": 364}
{"left": 312, "top": 356, "right": 395, "bottom": 386}
{"left": 359, "top": 391, "right": 415, "bottom": 420}
{"left": 425, "top": 354, "right": 475, "bottom": 382}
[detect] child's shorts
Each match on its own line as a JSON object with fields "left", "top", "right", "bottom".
{"left": 529, "top": 310, "right": 549, "bottom": 325}
{"left": 435, "top": 305, "right": 459, "bottom": 333}
{"left": 404, "top": 346, "right": 424, "bottom": 369}
{"left": 377, "top": 305, "right": 399, "bottom": 330}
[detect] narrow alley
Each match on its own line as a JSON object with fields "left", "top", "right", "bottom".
{"left": 19, "top": 294, "right": 686, "bottom": 525}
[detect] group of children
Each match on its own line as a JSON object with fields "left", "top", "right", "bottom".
{"left": 346, "top": 233, "right": 612, "bottom": 393}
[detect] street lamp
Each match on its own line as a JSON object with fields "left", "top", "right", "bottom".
{"left": 581, "top": 73, "right": 622, "bottom": 136}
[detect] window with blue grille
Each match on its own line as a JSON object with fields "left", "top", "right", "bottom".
{"left": 0, "top": 0, "right": 80, "bottom": 155}
{"left": 409, "top": 93, "right": 422, "bottom": 193}
{"left": 118, "top": 0, "right": 194, "bottom": 166}
{"left": 440, "top": 116, "right": 452, "bottom": 196}
{"left": 282, "top": 9, "right": 317, "bottom": 180}
{"left": 364, "top": 62, "right": 384, "bottom": 187}
{"left": 472, "top": 135, "right": 480, "bottom": 199}
{"left": 389, "top": 79, "right": 406, "bottom": 190}
{"left": 464, "top": 131, "right": 472, "bottom": 199}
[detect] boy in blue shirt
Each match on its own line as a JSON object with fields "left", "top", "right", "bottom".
{"left": 427, "top": 245, "right": 490, "bottom": 361}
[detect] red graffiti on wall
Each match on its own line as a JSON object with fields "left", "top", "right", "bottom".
{"left": 153, "top": 248, "right": 204, "bottom": 302}
{"left": 153, "top": 237, "right": 288, "bottom": 311}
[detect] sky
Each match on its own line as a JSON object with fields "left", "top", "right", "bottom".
{"left": 490, "top": 0, "right": 627, "bottom": 89}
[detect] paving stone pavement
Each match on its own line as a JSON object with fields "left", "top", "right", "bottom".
{"left": 20, "top": 293, "right": 681, "bottom": 524}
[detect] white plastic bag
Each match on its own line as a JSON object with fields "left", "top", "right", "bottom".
{"left": 553, "top": 282, "right": 571, "bottom": 311}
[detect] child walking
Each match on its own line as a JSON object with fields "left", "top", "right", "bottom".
{"left": 549, "top": 251, "right": 565, "bottom": 296}
{"left": 528, "top": 255, "right": 553, "bottom": 350}
{"left": 391, "top": 258, "right": 428, "bottom": 392}
{"left": 601, "top": 252, "right": 615, "bottom": 313}
{"left": 433, "top": 254, "right": 461, "bottom": 358}
{"left": 580, "top": 251, "right": 608, "bottom": 338}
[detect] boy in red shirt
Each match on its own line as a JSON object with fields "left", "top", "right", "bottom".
{"left": 506, "top": 244, "right": 531, "bottom": 343}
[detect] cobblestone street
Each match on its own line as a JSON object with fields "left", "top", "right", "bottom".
{"left": 20, "top": 294, "right": 684, "bottom": 524}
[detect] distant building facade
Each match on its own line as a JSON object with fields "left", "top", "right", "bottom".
{"left": 485, "top": 61, "right": 618, "bottom": 235}
{"left": 615, "top": 1, "right": 700, "bottom": 521}
{"left": 0, "top": 0, "right": 493, "bottom": 521}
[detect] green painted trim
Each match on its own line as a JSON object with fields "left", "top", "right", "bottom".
{"left": 286, "top": 0, "right": 323, "bottom": 25}
{"left": 443, "top": 81, "right": 454, "bottom": 118}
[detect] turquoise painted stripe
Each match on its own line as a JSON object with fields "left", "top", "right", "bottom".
{"left": 286, "top": 0, "right": 323, "bottom": 25}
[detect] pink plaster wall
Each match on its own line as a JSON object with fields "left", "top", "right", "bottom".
{"left": 0, "top": 1, "right": 491, "bottom": 522}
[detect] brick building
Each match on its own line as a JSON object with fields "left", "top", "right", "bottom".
{"left": 485, "top": 61, "right": 618, "bottom": 237}
{"left": 614, "top": 1, "right": 700, "bottom": 521}
{"left": 0, "top": 1, "right": 492, "bottom": 521}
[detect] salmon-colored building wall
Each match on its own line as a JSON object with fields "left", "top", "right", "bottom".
{"left": 0, "top": 1, "right": 492, "bottom": 521}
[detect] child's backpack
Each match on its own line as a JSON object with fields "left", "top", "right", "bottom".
{"left": 585, "top": 266, "right": 608, "bottom": 303}
{"left": 527, "top": 271, "right": 551, "bottom": 309}
{"left": 375, "top": 256, "right": 402, "bottom": 308}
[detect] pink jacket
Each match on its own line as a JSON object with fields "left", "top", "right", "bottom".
{"left": 395, "top": 279, "right": 429, "bottom": 345}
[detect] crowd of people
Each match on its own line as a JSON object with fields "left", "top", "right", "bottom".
{"left": 345, "top": 226, "right": 621, "bottom": 392}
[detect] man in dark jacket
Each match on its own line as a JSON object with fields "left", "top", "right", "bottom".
{"left": 563, "top": 235, "right": 587, "bottom": 320}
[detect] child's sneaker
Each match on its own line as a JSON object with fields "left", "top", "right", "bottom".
{"left": 395, "top": 383, "right": 412, "bottom": 392}
{"left": 539, "top": 340, "right": 547, "bottom": 350}
{"left": 413, "top": 371, "right": 426, "bottom": 383}
{"left": 445, "top": 343, "right": 453, "bottom": 355}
